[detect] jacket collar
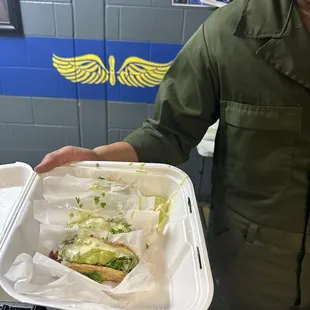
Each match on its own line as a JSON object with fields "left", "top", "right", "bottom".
{"left": 233, "top": 0, "right": 293, "bottom": 39}
{"left": 233, "top": 0, "right": 310, "bottom": 91}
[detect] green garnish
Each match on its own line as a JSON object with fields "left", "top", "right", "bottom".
{"left": 110, "top": 227, "right": 124, "bottom": 234}
{"left": 75, "top": 197, "right": 83, "bottom": 208}
{"left": 62, "top": 238, "right": 75, "bottom": 246}
{"left": 81, "top": 271, "right": 105, "bottom": 283}
{"left": 101, "top": 202, "right": 107, "bottom": 208}
{"left": 69, "top": 212, "right": 74, "bottom": 219}
{"left": 107, "top": 217, "right": 132, "bottom": 234}
{"left": 101, "top": 192, "right": 105, "bottom": 197}
{"left": 96, "top": 163, "right": 100, "bottom": 168}
{"left": 107, "top": 218, "right": 131, "bottom": 231}
{"left": 98, "top": 176, "right": 105, "bottom": 180}
{"left": 105, "top": 256, "right": 137, "bottom": 274}
{"left": 94, "top": 196, "right": 100, "bottom": 205}
{"left": 146, "top": 243, "right": 150, "bottom": 249}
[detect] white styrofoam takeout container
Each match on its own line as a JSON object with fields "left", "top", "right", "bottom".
{"left": 0, "top": 161, "right": 214, "bottom": 310}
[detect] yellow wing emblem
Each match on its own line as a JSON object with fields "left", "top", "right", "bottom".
{"left": 117, "top": 57, "right": 172, "bottom": 88}
{"left": 53, "top": 54, "right": 172, "bottom": 88}
{"left": 52, "top": 54, "right": 109, "bottom": 85}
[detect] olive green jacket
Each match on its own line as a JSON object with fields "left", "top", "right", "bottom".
{"left": 125, "top": 0, "right": 310, "bottom": 233}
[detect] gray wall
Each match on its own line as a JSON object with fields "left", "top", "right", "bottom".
{"left": 0, "top": 0, "right": 215, "bottom": 200}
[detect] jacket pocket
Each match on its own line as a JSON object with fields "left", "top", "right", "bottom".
{"left": 223, "top": 101, "right": 302, "bottom": 193}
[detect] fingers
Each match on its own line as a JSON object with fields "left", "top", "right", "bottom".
{"left": 35, "top": 146, "right": 100, "bottom": 173}
{"left": 34, "top": 146, "right": 75, "bottom": 173}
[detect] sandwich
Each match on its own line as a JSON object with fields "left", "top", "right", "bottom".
{"left": 49, "top": 231, "right": 139, "bottom": 283}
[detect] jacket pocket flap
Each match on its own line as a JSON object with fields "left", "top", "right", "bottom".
{"left": 224, "top": 101, "right": 302, "bottom": 132}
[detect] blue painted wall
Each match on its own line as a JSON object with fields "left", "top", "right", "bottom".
{"left": 0, "top": 36, "right": 182, "bottom": 103}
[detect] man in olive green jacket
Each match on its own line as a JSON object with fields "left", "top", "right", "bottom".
{"left": 36, "top": 0, "right": 310, "bottom": 309}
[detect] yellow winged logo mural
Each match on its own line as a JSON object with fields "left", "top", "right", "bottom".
{"left": 52, "top": 54, "right": 172, "bottom": 88}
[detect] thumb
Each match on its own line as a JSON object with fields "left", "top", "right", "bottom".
{"left": 34, "top": 153, "right": 60, "bottom": 173}
{"left": 35, "top": 146, "right": 75, "bottom": 173}
{"left": 35, "top": 146, "right": 98, "bottom": 173}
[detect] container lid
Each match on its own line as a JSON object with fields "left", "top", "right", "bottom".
{"left": 0, "top": 162, "right": 35, "bottom": 252}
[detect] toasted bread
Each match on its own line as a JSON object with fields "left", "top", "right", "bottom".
{"left": 67, "top": 263, "right": 125, "bottom": 282}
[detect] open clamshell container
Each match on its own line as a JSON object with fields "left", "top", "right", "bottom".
{"left": 0, "top": 161, "right": 213, "bottom": 310}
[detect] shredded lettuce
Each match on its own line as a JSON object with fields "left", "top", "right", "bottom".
{"left": 107, "top": 217, "right": 132, "bottom": 234}
{"left": 154, "top": 197, "right": 170, "bottom": 231}
{"left": 68, "top": 215, "right": 132, "bottom": 234}
{"left": 88, "top": 184, "right": 109, "bottom": 191}
{"left": 81, "top": 271, "right": 105, "bottom": 283}
{"left": 105, "top": 256, "right": 138, "bottom": 274}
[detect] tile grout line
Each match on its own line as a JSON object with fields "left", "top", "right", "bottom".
{"left": 30, "top": 97, "right": 35, "bottom": 124}
{"left": 104, "top": 0, "right": 109, "bottom": 145}
{"left": 70, "top": 0, "right": 82, "bottom": 147}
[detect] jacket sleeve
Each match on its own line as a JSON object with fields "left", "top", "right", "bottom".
{"left": 124, "top": 23, "right": 219, "bottom": 165}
